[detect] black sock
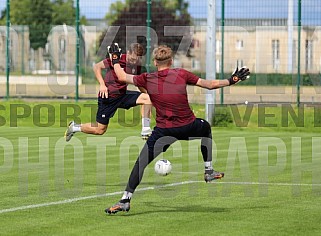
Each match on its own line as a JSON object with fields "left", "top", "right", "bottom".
{"left": 120, "top": 198, "right": 130, "bottom": 203}
{"left": 205, "top": 168, "right": 214, "bottom": 174}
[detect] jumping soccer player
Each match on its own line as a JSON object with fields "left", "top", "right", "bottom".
{"left": 64, "top": 43, "right": 152, "bottom": 142}
{"left": 105, "top": 44, "right": 250, "bottom": 214}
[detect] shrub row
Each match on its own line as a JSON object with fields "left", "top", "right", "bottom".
{"left": 192, "top": 72, "right": 320, "bottom": 86}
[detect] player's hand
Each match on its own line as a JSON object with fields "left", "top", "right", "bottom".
{"left": 107, "top": 43, "right": 122, "bottom": 65}
{"left": 228, "top": 66, "right": 250, "bottom": 85}
{"left": 99, "top": 84, "right": 108, "bottom": 98}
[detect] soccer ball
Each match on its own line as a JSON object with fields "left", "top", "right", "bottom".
{"left": 154, "top": 159, "right": 172, "bottom": 176}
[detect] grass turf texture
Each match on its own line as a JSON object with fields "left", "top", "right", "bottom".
{"left": 0, "top": 100, "right": 321, "bottom": 235}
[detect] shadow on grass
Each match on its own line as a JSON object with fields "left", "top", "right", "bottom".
{"left": 105, "top": 201, "right": 228, "bottom": 217}
{"left": 85, "top": 182, "right": 182, "bottom": 188}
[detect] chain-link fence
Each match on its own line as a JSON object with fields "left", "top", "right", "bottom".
{"left": 0, "top": 0, "right": 320, "bottom": 104}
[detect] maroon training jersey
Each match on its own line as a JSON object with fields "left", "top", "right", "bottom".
{"left": 102, "top": 55, "right": 141, "bottom": 98}
{"left": 133, "top": 68, "right": 199, "bottom": 128}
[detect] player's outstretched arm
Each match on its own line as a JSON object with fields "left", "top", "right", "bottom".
{"left": 108, "top": 43, "right": 135, "bottom": 85}
{"left": 196, "top": 66, "right": 250, "bottom": 90}
{"left": 113, "top": 64, "right": 135, "bottom": 85}
{"left": 196, "top": 78, "right": 229, "bottom": 90}
{"left": 228, "top": 66, "right": 250, "bottom": 85}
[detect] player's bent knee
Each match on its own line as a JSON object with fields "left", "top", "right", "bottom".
{"left": 95, "top": 127, "right": 107, "bottom": 135}
{"left": 138, "top": 93, "right": 151, "bottom": 104}
{"left": 200, "top": 119, "right": 212, "bottom": 137}
{"left": 203, "top": 120, "right": 211, "bottom": 129}
{"left": 96, "top": 131, "right": 105, "bottom": 135}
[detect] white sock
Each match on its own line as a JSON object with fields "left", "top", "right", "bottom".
{"left": 142, "top": 118, "right": 151, "bottom": 130}
{"left": 121, "top": 191, "right": 132, "bottom": 200}
{"left": 72, "top": 124, "right": 81, "bottom": 132}
{"left": 204, "top": 161, "right": 213, "bottom": 170}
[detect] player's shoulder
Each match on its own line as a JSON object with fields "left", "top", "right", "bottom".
{"left": 119, "top": 54, "right": 127, "bottom": 67}
{"left": 102, "top": 58, "right": 112, "bottom": 68}
{"left": 120, "top": 54, "right": 126, "bottom": 61}
{"left": 170, "top": 67, "right": 191, "bottom": 76}
{"left": 134, "top": 72, "right": 149, "bottom": 83}
{"left": 138, "top": 72, "right": 149, "bottom": 78}
{"left": 170, "top": 67, "right": 186, "bottom": 72}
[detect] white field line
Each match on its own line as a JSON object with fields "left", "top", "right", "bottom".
{"left": 214, "top": 181, "right": 321, "bottom": 187}
{"left": 0, "top": 181, "right": 199, "bottom": 214}
{"left": 1, "top": 180, "right": 320, "bottom": 214}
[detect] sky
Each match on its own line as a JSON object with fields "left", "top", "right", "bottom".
{"left": 0, "top": 0, "right": 320, "bottom": 24}
{"left": 78, "top": 0, "right": 208, "bottom": 19}
{"left": 78, "top": 0, "right": 320, "bottom": 24}
{"left": 79, "top": 0, "right": 287, "bottom": 19}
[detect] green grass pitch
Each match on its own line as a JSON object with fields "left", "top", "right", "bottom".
{"left": 0, "top": 101, "right": 321, "bottom": 235}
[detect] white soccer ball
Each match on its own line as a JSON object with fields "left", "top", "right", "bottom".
{"left": 154, "top": 159, "right": 172, "bottom": 176}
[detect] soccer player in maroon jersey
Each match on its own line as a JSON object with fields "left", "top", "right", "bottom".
{"left": 64, "top": 43, "right": 152, "bottom": 142}
{"left": 105, "top": 44, "right": 250, "bottom": 214}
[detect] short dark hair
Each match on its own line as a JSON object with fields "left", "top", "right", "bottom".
{"left": 153, "top": 45, "right": 173, "bottom": 66}
{"left": 128, "top": 43, "right": 144, "bottom": 56}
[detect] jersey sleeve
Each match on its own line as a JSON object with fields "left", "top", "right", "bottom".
{"left": 183, "top": 69, "right": 200, "bottom": 85}
{"left": 119, "top": 54, "right": 127, "bottom": 68}
{"left": 102, "top": 58, "right": 112, "bottom": 69}
{"left": 133, "top": 73, "right": 147, "bottom": 88}
{"left": 103, "top": 54, "right": 126, "bottom": 68}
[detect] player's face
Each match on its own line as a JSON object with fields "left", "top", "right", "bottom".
{"left": 127, "top": 52, "right": 142, "bottom": 65}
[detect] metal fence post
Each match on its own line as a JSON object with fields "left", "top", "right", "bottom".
{"left": 220, "top": 0, "right": 225, "bottom": 105}
{"left": 206, "top": 0, "right": 216, "bottom": 125}
{"left": 75, "top": 0, "right": 80, "bottom": 102}
{"left": 287, "top": 0, "right": 293, "bottom": 73}
{"left": 146, "top": 0, "right": 152, "bottom": 73}
{"left": 297, "top": 0, "right": 301, "bottom": 107}
{"left": 6, "top": 0, "right": 10, "bottom": 100}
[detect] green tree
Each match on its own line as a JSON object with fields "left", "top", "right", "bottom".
{"left": 162, "top": 0, "right": 189, "bottom": 15}
{"left": 11, "top": 0, "right": 52, "bottom": 49}
{"left": 0, "top": 9, "right": 6, "bottom": 25}
{"left": 106, "top": 0, "right": 189, "bottom": 25}
{"left": 52, "top": 0, "right": 75, "bottom": 25}
{"left": 7, "top": 0, "right": 86, "bottom": 49}
{"left": 101, "top": 0, "right": 191, "bottom": 55}
{"left": 52, "top": 0, "right": 87, "bottom": 27}
{"left": 105, "top": 1, "right": 126, "bottom": 25}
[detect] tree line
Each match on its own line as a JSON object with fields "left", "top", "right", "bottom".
{"left": 0, "top": 0, "right": 192, "bottom": 55}
{"left": 0, "top": 0, "right": 86, "bottom": 49}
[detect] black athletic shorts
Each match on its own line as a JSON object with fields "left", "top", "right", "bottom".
{"left": 96, "top": 91, "right": 141, "bottom": 125}
{"left": 146, "top": 118, "right": 212, "bottom": 154}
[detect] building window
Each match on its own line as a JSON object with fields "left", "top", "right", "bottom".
{"left": 29, "top": 48, "right": 35, "bottom": 71}
{"left": 293, "top": 40, "right": 297, "bottom": 68}
{"left": 191, "top": 39, "right": 200, "bottom": 48}
{"left": 0, "top": 36, "right": 4, "bottom": 52}
{"left": 236, "top": 40, "right": 243, "bottom": 50}
{"left": 45, "top": 43, "right": 50, "bottom": 54}
{"left": 59, "top": 37, "right": 66, "bottom": 71}
{"left": 191, "top": 58, "right": 200, "bottom": 71}
{"left": 44, "top": 60, "right": 51, "bottom": 70}
{"left": 216, "top": 59, "right": 220, "bottom": 71}
{"left": 29, "top": 60, "right": 34, "bottom": 71}
{"left": 59, "top": 59, "right": 65, "bottom": 71}
{"left": 272, "top": 39, "right": 280, "bottom": 71}
{"left": 237, "top": 59, "right": 243, "bottom": 67}
{"left": 216, "top": 40, "right": 221, "bottom": 55}
{"left": 305, "top": 40, "right": 313, "bottom": 71}
{"left": 59, "top": 37, "right": 66, "bottom": 53}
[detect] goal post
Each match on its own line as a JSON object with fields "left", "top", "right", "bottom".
{"left": 205, "top": 0, "right": 217, "bottom": 125}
